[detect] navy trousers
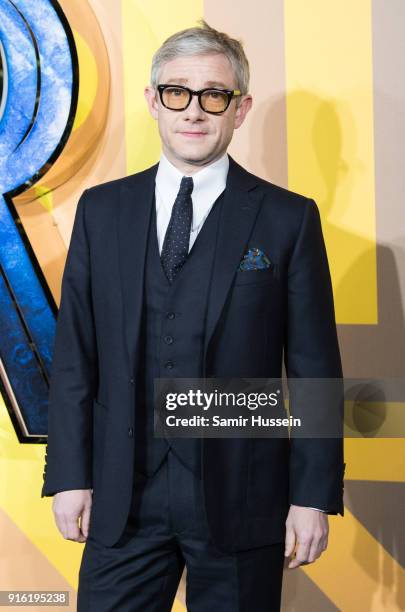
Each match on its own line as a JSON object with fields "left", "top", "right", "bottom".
{"left": 77, "top": 449, "right": 285, "bottom": 611}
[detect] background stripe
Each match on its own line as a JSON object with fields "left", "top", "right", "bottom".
{"left": 122, "top": 0, "right": 204, "bottom": 175}
{"left": 284, "top": 0, "right": 377, "bottom": 325}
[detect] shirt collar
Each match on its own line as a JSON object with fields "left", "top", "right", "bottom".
{"left": 155, "top": 152, "right": 229, "bottom": 229}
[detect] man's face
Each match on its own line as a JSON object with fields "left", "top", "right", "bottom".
{"left": 144, "top": 53, "right": 252, "bottom": 173}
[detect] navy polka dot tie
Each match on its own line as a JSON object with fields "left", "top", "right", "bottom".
{"left": 161, "top": 176, "right": 194, "bottom": 283}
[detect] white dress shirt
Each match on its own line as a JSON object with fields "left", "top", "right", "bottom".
{"left": 155, "top": 152, "right": 229, "bottom": 254}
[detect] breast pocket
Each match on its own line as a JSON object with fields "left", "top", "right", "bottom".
{"left": 234, "top": 265, "right": 277, "bottom": 287}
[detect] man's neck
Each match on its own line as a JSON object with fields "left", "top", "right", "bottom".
{"left": 161, "top": 149, "right": 228, "bottom": 176}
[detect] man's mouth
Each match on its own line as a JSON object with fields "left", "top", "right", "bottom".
{"left": 179, "top": 131, "right": 207, "bottom": 138}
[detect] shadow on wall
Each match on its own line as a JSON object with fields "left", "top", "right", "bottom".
{"left": 248, "top": 90, "right": 405, "bottom": 610}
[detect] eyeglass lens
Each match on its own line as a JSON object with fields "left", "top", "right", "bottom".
{"left": 161, "top": 87, "right": 230, "bottom": 113}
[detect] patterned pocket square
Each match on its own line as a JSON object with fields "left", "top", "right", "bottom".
{"left": 238, "top": 247, "right": 272, "bottom": 271}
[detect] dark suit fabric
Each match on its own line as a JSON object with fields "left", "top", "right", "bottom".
{"left": 78, "top": 448, "right": 285, "bottom": 611}
{"left": 42, "top": 156, "right": 344, "bottom": 555}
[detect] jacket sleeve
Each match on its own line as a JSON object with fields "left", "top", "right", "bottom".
{"left": 41, "top": 189, "right": 98, "bottom": 497}
{"left": 284, "top": 198, "right": 345, "bottom": 515}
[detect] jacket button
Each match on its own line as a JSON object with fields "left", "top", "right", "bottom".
{"left": 166, "top": 311, "right": 175, "bottom": 319}
{"left": 165, "top": 360, "right": 174, "bottom": 369}
{"left": 164, "top": 335, "right": 173, "bottom": 345}
{"left": 130, "top": 378, "right": 134, "bottom": 385}
{"left": 128, "top": 427, "right": 134, "bottom": 437}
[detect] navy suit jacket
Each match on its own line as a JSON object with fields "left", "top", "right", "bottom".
{"left": 42, "top": 156, "right": 344, "bottom": 552}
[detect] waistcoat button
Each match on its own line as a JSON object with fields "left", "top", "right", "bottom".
{"left": 164, "top": 335, "right": 173, "bottom": 345}
{"left": 128, "top": 427, "right": 134, "bottom": 437}
{"left": 166, "top": 311, "right": 175, "bottom": 319}
{"left": 165, "top": 360, "right": 174, "bottom": 369}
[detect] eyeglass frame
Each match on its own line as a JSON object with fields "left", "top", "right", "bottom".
{"left": 156, "top": 84, "right": 242, "bottom": 115}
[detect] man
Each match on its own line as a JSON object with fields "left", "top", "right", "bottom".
{"left": 42, "top": 21, "right": 344, "bottom": 611}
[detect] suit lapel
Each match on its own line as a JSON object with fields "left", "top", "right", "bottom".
{"left": 202, "top": 156, "right": 264, "bottom": 371}
{"left": 117, "top": 164, "right": 158, "bottom": 373}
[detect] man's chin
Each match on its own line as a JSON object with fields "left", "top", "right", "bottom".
{"left": 173, "top": 148, "right": 221, "bottom": 167}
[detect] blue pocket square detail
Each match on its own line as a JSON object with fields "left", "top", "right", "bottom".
{"left": 238, "top": 248, "right": 272, "bottom": 271}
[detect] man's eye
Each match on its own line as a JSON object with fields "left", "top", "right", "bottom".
{"left": 168, "top": 88, "right": 184, "bottom": 96}
{"left": 208, "top": 91, "right": 221, "bottom": 99}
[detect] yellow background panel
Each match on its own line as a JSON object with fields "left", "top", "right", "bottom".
{"left": 122, "top": 0, "right": 204, "bottom": 174}
{"left": 284, "top": 0, "right": 377, "bottom": 324}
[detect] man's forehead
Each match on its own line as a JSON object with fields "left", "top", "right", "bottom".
{"left": 164, "top": 77, "right": 231, "bottom": 89}
{"left": 158, "top": 53, "right": 235, "bottom": 83}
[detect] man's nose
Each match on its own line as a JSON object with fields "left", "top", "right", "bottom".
{"left": 183, "top": 94, "right": 205, "bottom": 120}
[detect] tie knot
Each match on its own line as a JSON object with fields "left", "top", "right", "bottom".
{"left": 178, "top": 176, "right": 194, "bottom": 197}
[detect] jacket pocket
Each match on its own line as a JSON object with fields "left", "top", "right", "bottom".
{"left": 234, "top": 266, "right": 276, "bottom": 287}
{"left": 246, "top": 439, "right": 290, "bottom": 518}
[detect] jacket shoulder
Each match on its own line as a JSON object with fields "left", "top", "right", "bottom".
{"left": 259, "top": 176, "right": 317, "bottom": 226}
{"left": 83, "top": 163, "right": 158, "bottom": 201}
{"left": 252, "top": 172, "right": 312, "bottom": 208}
{"left": 74, "top": 164, "right": 158, "bottom": 228}
{"left": 260, "top": 178, "right": 311, "bottom": 205}
{"left": 230, "top": 156, "right": 312, "bottom": 209}
{"left": 230, "top": 159, "right": 319, "bottom": 243}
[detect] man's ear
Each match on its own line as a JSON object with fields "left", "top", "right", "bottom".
{"left": 144, "top": 86, "right": 158, "bottom": 120}
{"left": 234, "top": 94, "right": 253, "bottom": 130}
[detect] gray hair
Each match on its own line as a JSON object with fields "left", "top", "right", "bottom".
{"left": 151, "top": 20, "right": 250, "bottom": 96}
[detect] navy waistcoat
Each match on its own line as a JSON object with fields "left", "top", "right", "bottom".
{"left": 134, "top": 191, "right": 224, "bottom": 477}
